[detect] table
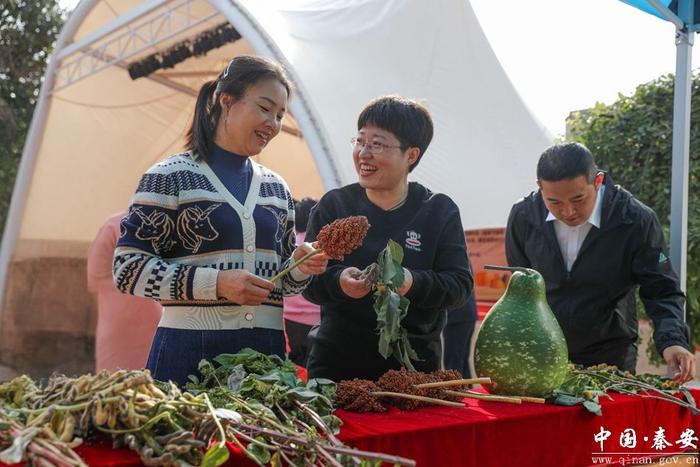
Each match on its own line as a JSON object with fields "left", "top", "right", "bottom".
{"left": 337, "top": 390, "right": 700, "bottom": 466}
{"left": 3, "top": 391, "right": 698, "bottom": 467}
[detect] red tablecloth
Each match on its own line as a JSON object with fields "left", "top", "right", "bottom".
{"left": 3, "top": 391, "right": 698, "bottom": 467}
{"left": 337, "top": 391, "right": 700, "bottom": 466}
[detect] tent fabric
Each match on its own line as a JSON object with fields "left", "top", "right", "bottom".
{"left": 4, "top": 0, "right": 552, "bottom": 262}
{"left": 239, "top": 0, "right": 552, "bottom": 227}
{"left": 274, "top": 0, "right": 409, "bottom": 40}
{"left": 670, "top": 0, "right": 700, "bottom": 24}
{"left": 620, "top": 0, "right": 673, "bottom": 20}
{"left": 621, "top": 0, "right": 700, "bottom": 24}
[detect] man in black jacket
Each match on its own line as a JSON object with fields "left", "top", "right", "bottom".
{"left": 506, "top": 142, "right": 695, "bottom": 383}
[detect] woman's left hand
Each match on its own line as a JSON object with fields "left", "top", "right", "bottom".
{"left": 292, "top": 242, "right": 329, "bottom": 276}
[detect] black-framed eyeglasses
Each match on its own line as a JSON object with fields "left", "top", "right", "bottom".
{"left": 350, "top": 137, "right": 402, "bottom": 155}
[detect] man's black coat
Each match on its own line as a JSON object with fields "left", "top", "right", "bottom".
{"left": 506, "top": 174, "right": 690, "bottom": 371}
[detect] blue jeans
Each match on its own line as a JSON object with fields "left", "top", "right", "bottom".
{"left": 146, "top": 327, "right": 285, "bottom": 386}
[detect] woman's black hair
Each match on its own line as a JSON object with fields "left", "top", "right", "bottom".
{"left": 357, "top": 95, "right": 433, "bottom": 172}
{"left": 185, "top": 55, "right": 292, "bottom": 159}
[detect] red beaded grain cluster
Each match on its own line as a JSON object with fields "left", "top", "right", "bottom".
{"left": 335, "top": 369, "right": 467, "bottom": 413}
{"left": 316, "top": 216, "right": 370, "bottom": 260}
{"left": 335, "top": 379, "right": 386, "bottom": 413}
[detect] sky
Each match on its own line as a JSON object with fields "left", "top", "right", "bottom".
{"left": 469, "top": 0, "right": 700, "bottom": 136}
{"left": 57, "top": 0, "right": 700, "bottom": 136}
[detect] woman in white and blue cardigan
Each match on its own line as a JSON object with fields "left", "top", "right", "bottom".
{"left": 113, "top": 56, "right": 328, "bottom": 385}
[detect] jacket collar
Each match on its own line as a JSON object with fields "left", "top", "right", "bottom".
{"left": 525, "top": 172, "right": 635, "bottom": 271}
{"left": 529, "top": 172, "right": 633, "bottom": 232}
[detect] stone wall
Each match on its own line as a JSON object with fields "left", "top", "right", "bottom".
{"left": 0, "top": 257, "right": 96, "bottom": 378}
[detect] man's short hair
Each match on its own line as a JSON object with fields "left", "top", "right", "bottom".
{"left": 537, "top": 142, "right": 597, "bottom": 183}
{"left": 357, "top": 95, "right": 433, "bottom": 172}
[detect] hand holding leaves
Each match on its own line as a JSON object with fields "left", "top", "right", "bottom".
{"left": 370, "top": 240, "right": 420, "bottom": 370}
{"left": 340, "top": 267, "right": 373, "bottom": 299}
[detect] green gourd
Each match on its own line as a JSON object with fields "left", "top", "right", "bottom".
{"left": 474, "top": 266, "right": 568, "bottom": 397}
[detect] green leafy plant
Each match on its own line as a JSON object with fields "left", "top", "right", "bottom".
{"left": 551, "top": 364, "right": 696, "bottom": 416}
{"left": 372, "top": 240, "right": 419, "bottom": 370}
{"left": 186, "top": 349, "right": 414, "bottom": 466}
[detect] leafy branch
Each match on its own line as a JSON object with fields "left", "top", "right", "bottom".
{"left": 369, "top": 240, "right": 420, "bottom": 370}
{"left": 550, "top": 363, "right": 696, "bottom": 416}
{"left": 186, "top": 348, "right": 414, "bottom": 465}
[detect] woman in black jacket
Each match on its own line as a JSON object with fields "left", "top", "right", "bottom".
{"left": 303, "top": 96, "right": 473, "bottom": 382}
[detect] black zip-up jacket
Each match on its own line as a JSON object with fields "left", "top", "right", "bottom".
{"left": 303, "top": 182, "right": 472, "bottom": 382}
{"left": 506, "top": 174, "right": 689, "bottom": 371}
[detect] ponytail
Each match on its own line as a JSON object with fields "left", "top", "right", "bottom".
{"left": 185, "top": 56, "right": 292, "bottom": 159}
{"left": 186, "top": 80, "right": 220, "bottom": 160}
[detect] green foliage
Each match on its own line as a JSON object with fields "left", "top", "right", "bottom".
{"left": 373, "top": 240, "right": 419, "bottom": 370}
{"left": 0, "top": 1, "right": 65, "bottom": 239}
{"left": 551, "top": 363, "right": 694, "bottom": 416}
{"left": 201, "top": 444, "right": 229, "bottom": 467}
{"left": 567, "top": 73, "right": 700, "bottom": 346}
{"left": 186, "top": 348, "right": 338, "bottom": 427}
{"left": 184, "top": 349, "right": 362, "bottom": 465}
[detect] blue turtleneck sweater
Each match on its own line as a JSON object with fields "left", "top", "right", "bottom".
{"left": 208, "top": 143, "right": 252, "bottom": 205}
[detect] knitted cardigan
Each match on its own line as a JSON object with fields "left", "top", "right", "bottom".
{"left": 113, "top": 151, "right": 309, "bottom": 331}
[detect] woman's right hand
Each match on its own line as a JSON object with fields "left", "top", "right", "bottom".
{"left": 339, "top": 267, "right": 371, "bottom": 299}
{"left": 216, "top": 270, "right": 274, "bottom": 305}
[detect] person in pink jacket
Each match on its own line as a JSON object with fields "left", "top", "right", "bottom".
{"left": 87, "top": 212, "right": 162, "bottom": 372}
{"left": 283, "top": 198, "right": 321, "bottom": 366}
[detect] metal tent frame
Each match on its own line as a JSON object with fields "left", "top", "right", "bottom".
{"left": 0, "top": 0, "right": 343, "bottom": 318}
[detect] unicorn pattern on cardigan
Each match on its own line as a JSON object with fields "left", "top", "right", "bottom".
{"left": 176, "top": 204, "right": 221, "bottom": 253}
{"left": 131, "top": 207, "right": 176, "bottom": 254}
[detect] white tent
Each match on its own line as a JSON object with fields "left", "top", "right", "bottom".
{"left": 0, "top": 0, "right": 551, "bottom": 374}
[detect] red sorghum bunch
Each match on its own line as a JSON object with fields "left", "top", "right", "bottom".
{"left": 376, "top": 369, "right": 433, "bottom": 410}
{"left": 336, "top": 369, "right": 470, "bottom": 413}
{"left": 335, "top": 379, "right": 386, "bottom": 413}
{"left": 316, "top": 216, "right": 370, "bottom": 260}
{"left": 423, "top": 369, "right": 467, "bottom": 402}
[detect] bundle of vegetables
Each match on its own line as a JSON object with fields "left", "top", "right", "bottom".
{"left": 0, "top": 369, "right": 213, "bottom": 466}
{"left": 185, "top": 348, "right": 415, "bottom": 466}
{"left": 271, "top": 215, "right": 370, "bottom": 282}
{"left": 551, "top": 363, "right": 698, "bottom": 416}
{"left": 1, "top": 404, "right": 86, "bottom": 466}
{"left": 0, "top": 349, "right": 417, "bottom": 467}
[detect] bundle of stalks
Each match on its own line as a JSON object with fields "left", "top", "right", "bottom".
{"left": 271, "top": 216, "right": 370, "bottom": 282}
{"left": 336, "top": 369, "right": 485, "bottom": 412}
{"left": 0, "top": 370, "right": 206, "bottom": 466}
{"left": 1, "top": 360, "right": 420, "bottom": 466}
{"left": 336, "top": 368, "right": 546, "bottom": 413}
